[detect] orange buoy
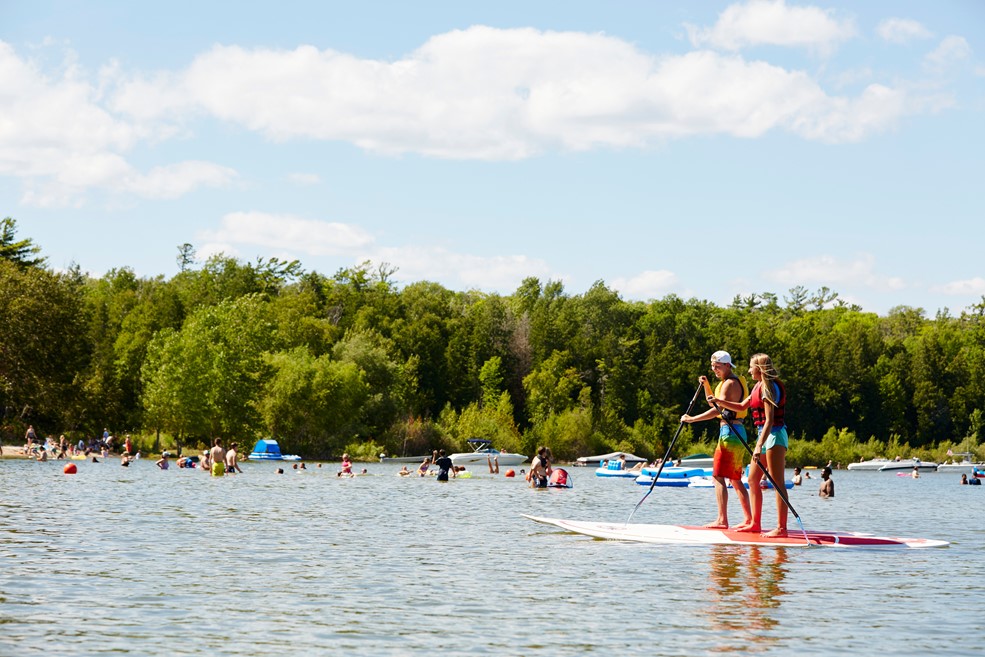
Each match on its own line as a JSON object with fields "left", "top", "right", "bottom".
{"left": 505, "top": 469, "right": 515, "bottom": 477}
{"left": 63, "top": 463, "right": 78, "bottom": 474}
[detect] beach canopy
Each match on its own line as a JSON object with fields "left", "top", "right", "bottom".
{"left": 249, "top": 439, "right": 284, "bottom": 459}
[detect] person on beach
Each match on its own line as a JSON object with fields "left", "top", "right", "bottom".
{"left": 711, "top": 353, "right": 789, "bottom": 537}
{"left": 25, "top": 425, "right": 37, "bottom": 452}
{"left": 225, "top": 442, "right": 243, "bottom": 474}
{"left": 681, "top": 351, "right": 753, "bottom": 530}
{"left": 819, "top": 466, "right": 834, "bottom": 497}
{"left": 209, "top": 439, "right": 225, "bottom": 477}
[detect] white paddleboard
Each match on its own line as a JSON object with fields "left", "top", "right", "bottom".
{"left": 524, "top": 515, "right": 948, "bottom": 549}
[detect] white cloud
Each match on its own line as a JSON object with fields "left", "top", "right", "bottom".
{"left": 924, "top": 35, "right": 972, "bottom": 71}
{"left": 0, "top": 41, "right": 236, "bottom": 205}
{"left": 764, "top": 254, "right": 905, "bottom": 291}
{"left": 286, "top": 172, "right": 321, "bottom": 186}
{"left": 685, "top": 0, "right": 855, "bottom": 53}
{"left": 876, "top": 18, "right": 933, "bottom": 44}
{"left": 201, "top": 211, "right": 375, "bottom": 256}
{"left": 932, "top": 277, "right": 985, "bottom": 296}
{"left": 108, "top": 27, "right": 912, "bottom": 156}
{"left": 120, "top": 161, "right": 237, "bottom": 198}
{"left": 363, "top": 244, "right": 554, "bottom": 292}
{"left": 197, "top": 241, "right": 242, "bottom": 261}
{"left": 611, "top": 270, "right": 679, "bottom": 299}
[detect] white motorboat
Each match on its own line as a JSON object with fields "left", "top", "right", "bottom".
{"left": 847, "top": 458, "right": 893, "bottom": 471}
{"left": 877, "top": 459, "right": 937, "bottom": 472}
{"left": 936, "top": 454, "right": 985, "bottom": 474}
{"left": 449, "top": 439, "right": 527, "bottom": 466}
{"left": 379, "top": 454, "right": 431, "bottom": 463}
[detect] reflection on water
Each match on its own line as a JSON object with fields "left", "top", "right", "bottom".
{"left": 704, "top": 544, "right": 788, "bottom": 652}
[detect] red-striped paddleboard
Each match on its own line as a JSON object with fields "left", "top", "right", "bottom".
{"left": 524, "top": 515, "right": 948, "bottom": 549}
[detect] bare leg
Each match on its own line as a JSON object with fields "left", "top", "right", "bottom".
{"left": 762, "top": 446, "right": 789, "bottom": 537}
{"left": 730, "top": 473, "right": 754, "bottom": 531}
{"left": 737, "top": 458, "right": 764, "bottom": 532}
{"left": 704, "top": 477, "right": 729, "bottom": 528}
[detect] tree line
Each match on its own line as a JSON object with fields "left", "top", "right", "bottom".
{"left": 3, "top": 216, "right": 984, "bottom": 462}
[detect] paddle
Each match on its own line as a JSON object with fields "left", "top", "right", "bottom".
{"left": 708, "top": 398, "right": 812, "bottom": 546}
{"left": 626, "top": 382, "right": 705, "bottom": 523}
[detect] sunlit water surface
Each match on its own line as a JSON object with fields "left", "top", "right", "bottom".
{"left": 1, "top": 458, "right": 982, "bottom": 656}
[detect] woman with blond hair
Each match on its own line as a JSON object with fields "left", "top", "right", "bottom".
{"left": 713, "top": 353, "right": 789, "bottom": 537}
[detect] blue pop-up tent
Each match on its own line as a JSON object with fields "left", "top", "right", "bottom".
{"left": 248, "top": 439, "right": 301, "bottom": 461}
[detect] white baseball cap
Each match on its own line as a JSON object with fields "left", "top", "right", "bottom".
{"left": 710, "top": 350, "right": 734, "bottom": 366}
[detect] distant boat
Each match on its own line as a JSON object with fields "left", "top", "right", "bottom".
{"left": 847, "top": 458, "right": 893, "bottom": 471}
{"left": 877, "top": 459, "right": 937, "bottom": 472}
{"left": 937, "top": 453, "right": 985, "bottom": 474}
{"left": 449, "top": 438, "right": 527, "bottom": 466}
{"left": 248, "top": 439, "right": 301, "bottom": 461}
{"left": 379, "top": 454, "right": 430, "bottom": 463}
{"left": 574, "top": 451, "right": 647, "bottom": 467}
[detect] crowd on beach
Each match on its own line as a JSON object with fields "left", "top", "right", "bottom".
{"left": 9, "top": 424, "right": 141, "bottom": 463}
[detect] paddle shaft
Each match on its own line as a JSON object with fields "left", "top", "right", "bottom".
{"left": 627, "top": 382, "right": 704, "bottom": 522}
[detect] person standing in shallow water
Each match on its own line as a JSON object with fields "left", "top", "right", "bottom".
{"left": 433, "top": 450, "right": 455, "bottom": 482}
{"left": 225, "top": 442, "right": 243, "bottom": 474}
{"left": 209, "top": 438, "right": 226, "bottom": 477}
{"left": 526, "top": 446, "right": 552, "bottom": 488}
{"left": 713, "top": 353, "right": 790, "bottom": 537}
{"left": 819, "top": 467, "right": 834, "bottom": 497}
{"left": 681, "top": 351, "right": 753, "bottom": 530}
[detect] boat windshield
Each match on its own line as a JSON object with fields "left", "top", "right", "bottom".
{"left": 466, "top": 438, "right": 493, "bottom": 452}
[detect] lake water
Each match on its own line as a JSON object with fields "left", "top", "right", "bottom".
{"left": 1, "top": 458, "right": 983, "bottom": 656}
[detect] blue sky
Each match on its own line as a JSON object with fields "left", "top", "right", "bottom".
{"left": 1, "top": 0, "right": 983, "bottom": 315}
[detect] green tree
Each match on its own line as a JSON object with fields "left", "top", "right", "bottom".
{"left": 0, "top": 261, "right": 88, "bottom": 425}
{"left": 259, "top": 347, "right": 369, "bottom": 456}
{"left": 0, "top": 217, "right": 46, "bottom": 268}
{"left": 141, "top": 295, "right": 275, "bottom": 443}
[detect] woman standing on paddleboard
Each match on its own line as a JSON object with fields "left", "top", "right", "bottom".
{"left": 714, "top": 354, "right": 789, "bottom": 538}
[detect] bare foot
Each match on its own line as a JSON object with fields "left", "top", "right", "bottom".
{"left": 735, "top": 524, "right": 761, "bottom": 533}
{"left": 762, "top": 528, "right": 788, "bottom": 538}
{"left": 703, "top": 522, "right": 729, "bottom": 529}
